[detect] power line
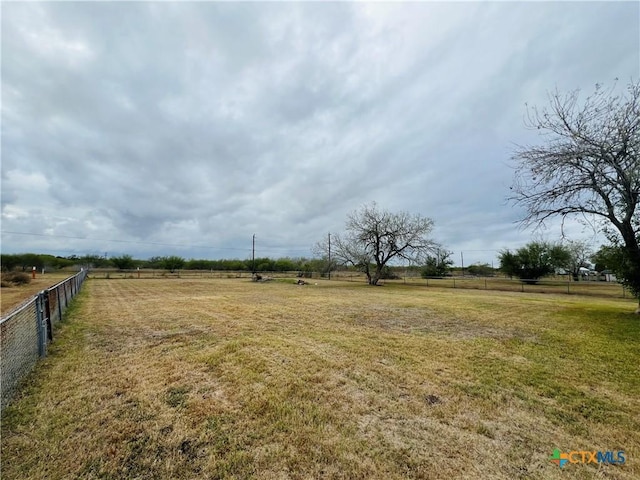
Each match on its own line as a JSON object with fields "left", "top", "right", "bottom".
{"left": 453, "top": 249, "right": 501, "bottom": 252}
{"left": 0, "top": 230, "right": 312, "bottom": 255}
{"left": 1, "top": 230, "right": 247, "bottom": 251}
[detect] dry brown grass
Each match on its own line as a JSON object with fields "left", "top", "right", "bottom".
{"left": 0, "top": 271, "right": 72, "bottom": 316}
{"left": 390, "top": 276, "right": 629, "bottom": 299}
{"left": 1, "top": 278, "right": 639, "bottom": 479}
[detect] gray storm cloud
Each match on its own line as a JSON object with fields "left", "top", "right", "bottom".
{"left": 2, "top": 1, "right": 638, "bottom": 265}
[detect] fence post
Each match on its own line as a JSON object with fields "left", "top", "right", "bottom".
{"left": 56, "top": 287, "right": 63, "bottom": 321}
{"left": 44, "top": 291, "right": 52, "bottom": 341}
{"left": 35, "top": 293, "right": 46, "bottom": 357}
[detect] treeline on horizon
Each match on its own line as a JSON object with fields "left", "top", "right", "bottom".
{"left": 0, "top": 252, "right": 485, "bottom": 277}
{"left": 0, "top": 253, "right": 334, "bottom": 274}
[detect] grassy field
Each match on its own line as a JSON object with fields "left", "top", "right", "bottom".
{"left": 1, "top": 278, "right": 638, "bottom": 479}
{"left": 397, "top": 276, "right": 630, "bottom": 298}
{"left": 85, "top": 269, "right": 630, "bottom": 301}
{"left": 1, "top": 271, "right": 72, "bottom": 316}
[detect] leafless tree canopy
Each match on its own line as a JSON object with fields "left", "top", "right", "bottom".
{"left": 510, "top": 80, "right": 640, "bottom": 301}
{"left": 511, "top": 81, "right": 639, "bottom": 237}
{"left": 319, "top": 203, "right": 437, "bottom": 285}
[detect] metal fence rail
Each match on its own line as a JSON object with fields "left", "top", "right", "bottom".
{"left": 1, "top": 269, "right": 88, "bottom": 412}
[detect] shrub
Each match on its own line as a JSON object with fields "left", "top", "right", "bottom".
{"left": 467, "top": 263, "right": 495, "bottom": 277}
{"left": 380, "top": 266, "right": 400, "bottom": 280}
{"left": 1, "top": 271, "right": 31, "bottom": 286}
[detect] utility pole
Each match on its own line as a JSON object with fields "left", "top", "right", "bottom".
{"left": 252, "top": 234, "right": 256, "bottom": 274}
{"left": 328, "top": 232, "right": 331, "bottom": 280}
{"left": 460, "top": 251, "right": 464, "bottom": 277}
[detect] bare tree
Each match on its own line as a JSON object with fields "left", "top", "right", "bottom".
{"left": 316, "top": 202, "right": 438, "bottom": 285}
{"left": 510, "top": 81, "right": 640, "bottom": 306}
{"left": 564, "top": 240, "right": 594, "bottom": 281}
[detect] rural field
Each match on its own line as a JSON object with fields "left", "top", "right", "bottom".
{"left": 1, "top": 278, "right": 639, "bottom": 479}
{"left": 1, "top": 271, "right": 73, "bottom": 315}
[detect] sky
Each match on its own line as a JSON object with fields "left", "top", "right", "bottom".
{"left": 1, "top": 1, "right": 639, "bottom": 267}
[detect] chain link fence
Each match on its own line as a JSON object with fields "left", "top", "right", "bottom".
{"left": 1, "top": 269, "right": 88, "bottom": 412}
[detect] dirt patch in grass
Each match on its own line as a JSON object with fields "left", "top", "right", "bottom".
{"left": 347, "top": 304, "right": 539, "bottom": 340}
{"left": 1, "top": 279, "right": 638, "bottom": 479}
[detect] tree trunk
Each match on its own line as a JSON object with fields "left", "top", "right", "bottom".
{"left": 369, "top": 265, "right": 383, "bottom": 285}
{"left": 362, "top": 264, "right": 373, "bottom": 285}
{"left": 620, "top": 226, "right": 640, "bottom": 309}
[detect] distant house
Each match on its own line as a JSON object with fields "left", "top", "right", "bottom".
{"left": 577, "top": 266, "right": 598, "bottom": 281}
{"left": 599, "top": 270, "right": 617, "bottom": 282}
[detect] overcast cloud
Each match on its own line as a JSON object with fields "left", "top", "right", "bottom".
{"left": 2, "top": 1, "right": 639, "bottom": 266}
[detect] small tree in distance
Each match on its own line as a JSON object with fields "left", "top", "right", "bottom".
{"left": 162, "top": 256, "right": 185, "bottom": 273}
{"left": 111, "top": 255, "right": 136, "bottom": 270}
{"left": 499, "top": 241, "right": 570, "bottom": 284}
{"left": 315, "top": 202, "right": 439, "bottom": 286}
{"left": 564, "top": 240, "right": 593, "bottom": 280}
{"left": 591, "top": 245, "right": 625, "bottom": 274}
{"left": 421, "top": 250, "right": 453, "bottom": 278}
